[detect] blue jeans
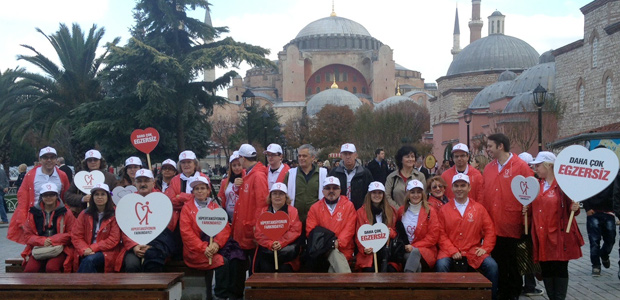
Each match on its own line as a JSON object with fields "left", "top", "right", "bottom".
{"left": 436, "top": 256, "right": 498, "bottom": 300}
{"left": 0, "top": 191, "right": 8, "bottom": 222}
{"left": 77, "top": 252, "right": 105, "bottom": 273}
{"left": 586, "top": 212, "right": 616, "bottom": 267}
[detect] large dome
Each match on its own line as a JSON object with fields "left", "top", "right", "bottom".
{"left": 374, "top": 95, "right": 416, "bottom": 110}
{"left": 287, "top": 15, "right": 382, "bottom": 51}
{"left": 296, "top": 16, "right": 372, "bottom": 39}
{"left": 447, "top": 34, "right": 539, "bottom": 76}
{"left": 306, "top": 88, "right": 363, "bottom": 116}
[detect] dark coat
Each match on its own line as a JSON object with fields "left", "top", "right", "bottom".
{"left": 329, "top": 164, "right": 374, "bottom": 210}
{"left": 367, "top": 159, "right": 389, "bottom": 184}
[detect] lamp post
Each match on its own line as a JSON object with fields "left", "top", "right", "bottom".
{"left": 533, "top": 84, "right": 547, "bottom": 152}
{"left": 262, "top": 111, "right": 270, "bottom": 163}
{"left": 464, "top": 108, "right": 473, "bottom": 150}
{"left": 241, "top": 89, "right": 255, "bottom": 143}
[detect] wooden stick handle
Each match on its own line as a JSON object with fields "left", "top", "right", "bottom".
{"left": 274, "top": 250, "right": 279, "bottom": 271}
{"left": 566, "top": 211, "right": 575, "bottom": 233}
{"left": 373, "top": 252, "right": 378, "bottom": 273}
{"left": 524, "top": 213, "right": 528, "bottom": 235}
{"left": 208, "top": 237, "right": 213, "bottom": 265}
{"left": 147, "top": 154, "right": 153, "bottom": 171}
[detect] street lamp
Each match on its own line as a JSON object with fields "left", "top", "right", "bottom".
{"left": 241, "top": 89, "right": 255, "bottom": 143}
{"left": 464, "top": 108, "right": 473, "bottom": 150}
{"left": 533, "top": 84, "right": 547, "bottom": 152}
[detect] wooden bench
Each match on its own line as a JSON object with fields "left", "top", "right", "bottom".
{"left": 245, "top": 272, "right": 492, "bottom": 300}
{"left": 0, "top": 272, "right": 184, "bottom": 300}
{"left": 5, "top": 258, "right": 23, "bottom": 273}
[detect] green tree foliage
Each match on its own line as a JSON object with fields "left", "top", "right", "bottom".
{"left": 233, "top": 106, "right": 283, "bottom": 151}
{"left": 309, "top": 105, "right": 355, "bottom": 149}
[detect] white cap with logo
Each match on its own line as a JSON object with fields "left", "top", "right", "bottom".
{"left": 125, "top": 156, "right": 143, "bottom": 167}
{"left": 162, "top": 159, "right": 177, "bottom": 169}
{"left": 452, "top": 173, "right": 470, "bottom": 184}
{"left": 39, "top": 146, "right": 57, "bottom": 157}
{"left": 270, "top": 182, "right": 288, "bottom": 194}
{"left": 368, "top": 181, "right": 385, "bottom": 192}
{"left": 518, "top": 152, "right": 534, "bottom": 164}
{"left": 135, "top": 169, "right": 154, "bottom": 179}
{"left": 85, "top": 149, "right": 102, "bottom": 160}
{"left": 323, "top": 176, "right": 341, "bottom": 187}
{"left": 189, "top": 176, "right": 210, "bottom": 188}
{"left": 39, "top": 183, "right": 59, "bottom": 195}
{"left": 451, "top": 143, "right": 469, "bottom": 154}
{"left": 530, "top": 151, "right": 556, "bottom": 165}
{"left": 90, "top": 183, "right": 110, "bottom": 194}
{"left": 340, "top": 143, "right": 356, "bottom": 153}
{"left": 238, "top": 144, "right": 257, "bottom": 157}
{"left": 265, "top": 144, "right": 283, "bottom": 155}
{"left": 406, "top": 180, "right": 424, "bottom": 191}
{"left": 229, "top": 151, "right": 240, "bottom": 163}
{"left": 179, "top": 150, "right": 197, "bottom": 161}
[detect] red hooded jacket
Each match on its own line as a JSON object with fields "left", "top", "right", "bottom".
{"left": 306, "top": 195, "right": 357, "bottom": 260}
{"left": 442, "top": 165, "right": 484, "bottom": 203}
{"left": 397, "top": 204, "right": 440, "bottom": 268}
{"left": 233, "top": 162, "right": 269, "bottom": 250}
{"left": 71, "top": 211, "right": 121, "bottom": 273}
{"left": 355, "top": 205, "right": 397, "bottom": 270}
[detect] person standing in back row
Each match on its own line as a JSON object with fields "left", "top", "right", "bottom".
{"left": 329, "top": 143, "right": 373, "bottom": 210}
{"left": 367, "top": 148, "right": 389, "bottom": 184}
{"left": 441, "top": 143, "right": 484, "bottom": 202}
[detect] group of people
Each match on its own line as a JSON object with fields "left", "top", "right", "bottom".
{"left": 5, "top": 132, "right": 604, "bottom": 300}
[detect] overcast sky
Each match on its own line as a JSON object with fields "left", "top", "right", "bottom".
{"left": 0, "top": 0, "right": 589, "bottom": 95}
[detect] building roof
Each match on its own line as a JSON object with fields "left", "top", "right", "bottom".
{"left": 507, "top": 61, "right": 555, "bottom": 97}
{"left": 295, "top": 16, "right": 372, "bottom": 39}
{"left": 374, "top": 95, "right": 421, "bottom": 110}
{"left": 306, "top": 88, "right": 363, "bottom": 116}
{"left": 469, "top": 80, "right": 513, "bottom": 109}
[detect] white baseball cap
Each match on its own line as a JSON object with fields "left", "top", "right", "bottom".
{"left": 452, "top": 173, "right": 470, "bottom": 184}
{"left": 518, "top": 152, "right": 534, "bottom": 164}
{"left": 406, "top": 180, "right": 424, "bottom": 191}
{"left": 179, "top": 150, "right": 197, "bottom": 161}
{"left": 85, "top": 149, "right": 102, "bottom": 160}
{"left": 189, "top": 176, "right": 210, "bottom": 188}
{"left": 125, "top": 156, "right": 143, "bottom": 167}
{"left": 323, "top": 176, "right": 341, "bottom": 187}
{"left": 270, "top": 182, "right": 288, "bottom": 194}
{"left": 530, "top": 151, "right": 556, "bottom": 165}
{"left": 265, "top": 144, "right": 283, "bottom": 155}
{"left": 39, "top": 146, "right": 57, "bottom": 157}
{"left": 90, "top": 183, "right": 110, "bottom": 194}
{"left": 238, "top": 144, "right": 257, "bottom": 157}
{"left": 229, "top": 151, "right": 240, "bottom": 163}
{"left": 340, "top": 143, "right": 356, "bottom": 153}
{"left": 39, "top": 183, "right": 59, "bottom": 195}
{"left": 368, "top": 181, "right": 385, "bottom": 192}
{"left": 452, "top": 143, "right": 469, "bottom": 154}
{"left": 135, "top": 169, "right": 154, "bottom": 179}
{"left": 162, "top": 159, "right": 177, "bottom": 169}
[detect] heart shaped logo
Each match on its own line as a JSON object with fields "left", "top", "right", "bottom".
{"left": 112, "top": 185, "right": 138, "bottom": 205}
{"left": 256, "top": 211, "right": 290, "bottom": 241}
{"left": 196, "top": 207, "right": 228, "bottom": 237}
{"left": 130, "top": 127, "right": 160, "bottom": 154}
{"left": 554, "top": 145, "right": 619, "bottom": 202}
{"left": 116, "top": 192, "right": 172, "bottom": 245}
{"left": 74, "top": 170, "right": 105, "bottom": 194}
{"left": 357, "top": 223, "right": 389, "bottom": 253}
{"left": 510, "top": 175, "right": 540, "bottom": 206}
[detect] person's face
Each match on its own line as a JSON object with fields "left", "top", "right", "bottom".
{"left": 452, "top": 181, "right": 471, "bottom": 200}
{"left": 41, "top": 192, "right": 58, "bottom": 206}
{"left": 271, "top": 190, "right": 287, "bottom": 207}
{"left": 297, "top": 149, "right": 314, "bottom": 169}
{"left": 317, "top": 161, "right": 323, "bottom": 167}
{"left": 341, "top": 151, "right": 357, "bottom": 169}
{"left": 39, "top": 154, "right": 57, "bottom": 170}
{"left": 191, "top": 183, "right": 211, "bottom": 201}
{"left": 534, "top": 163, "right": 549, "bottom": 179}
{"left": 377, "top": 151, "right": 385, "bottom": 160}
{"left": 135, "top": 177, "right": 154, "bottom": 196}
{"left": 408, "top": 188, "right": 423, "bottom": 205}
{"left": 230, "top": 160, "right": 243, "bottom": 175}
{"left": 93, "top": 190, "right": 108, "bottom": 207}
{"left": 402, "top": 153, "right": 416, "bottom": 169}
{"left": 87, "top": 158, "right": 101, "bottom": 171}
{"left": 429, "top": 180, "right": 446, "bottom": 198}
{"left": 323, "top": 184, "right": 341, "bottom": 202}
{"left": 370, "top": 190, "right": 384, "bottom": 205}
{"left": 442, "top": 161, "right": 450, "bottom": 168}
{"left": 161, "top": 165, "right": 176, "bottom": 179}
{"left": 126, "top": 165, "right": 140, "bottom": 178}
{"left": 486, "top": 140, "right": 502, "bottom": 159}
{"left": 470, "top": 158, "right": 479, "bottom": 169}
{"left": 266, "top": 152, "right": 282, "bottom": 168}
{"left": 180, "top": 159, "right": 196, "bottom": 176}
{"left": 453, "top": 151, "right": 469, "bottom": 169}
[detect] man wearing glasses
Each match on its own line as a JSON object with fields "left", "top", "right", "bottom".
{"left": 264, "top": 143, "right": 290, "bottom": 190}
{"left": 441, "top": 143, "right": 484, "bottom": 203}
{"left": 7, "top": 146, "right": 70, "bottom": 244}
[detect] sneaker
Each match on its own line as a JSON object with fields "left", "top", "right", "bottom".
{"left": 523, "top": 288, "right": 544, "bottom": 296}
{"left": 592, "top": 267, "right": 601, "bottom": 276}
{"left": 602, "top": 257, "right": 611, "bottom": 268}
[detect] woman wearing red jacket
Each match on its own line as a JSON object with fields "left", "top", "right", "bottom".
{"left": 355, "top": 181, "right": 397, "bottom": 272}
{"left": 72, "top": 183, "right": 120, "bottom": 273}
{"left": 21, "top": 183, "right": 75, "bottom": 272}
{"left": 218, "top": 151, "right": 245, "bottom": 222}
{"left": 396, "top": 179, "right": 439, "bottom": 272}
{"left": 427, "top": 176, "right": 449, "bottom": 211}
{"left": 165, "top": 150, "right": 210, "bottom": 211}
{"left": 528, "top": 152, "right": 583, "bottom": 300}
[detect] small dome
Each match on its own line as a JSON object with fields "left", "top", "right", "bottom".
{"left": 498, "top": 70, "right": 517, "bottom": 81}
{"left": 447, "top": 34, "right": 539, "bottom": 76}
{"left": 491, "top": 10, "right": 504, "bottom": 16}
{"left": 503, "top": 92, "right": 538, "bottom": 113}
{"left": 296, "top": 16, "right": 372, "bottom": 39}
{"left": 306, "top": 88, "right": 362, "bottom": 116}
{"left": 507, "top": 61, "right": 555, "bottom": 96}
{"left": 469, "top": 80, "right": 514, "bottom": 109}
{"left": 374, "top": 95, "right": 419, "bottom": 110}
{"left": 539, "top": 50, "right": 555, "bottom": 64}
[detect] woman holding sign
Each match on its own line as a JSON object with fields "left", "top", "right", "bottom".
{"left": 65, "top": 150, "right": 118, "bottom": 216}
{"left": 528, "top": 152, "right": 583, "bottom": 300}
{"left": 355, "top": 182, "right": 397, "bottom": 272}
{"left": 254, "top": 183, "right": 302, "bottom": 273}
{"left": 71, "top": 183, "right": 121, "bottom": 273}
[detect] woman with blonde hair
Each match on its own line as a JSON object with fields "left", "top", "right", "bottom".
{"left": 426, "top": 176, "right": 449, "bottom": 210}
{"left": 471, "top": 155, "right": 489, "bottom": 174}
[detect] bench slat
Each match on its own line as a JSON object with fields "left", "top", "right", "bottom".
{"left": 246, "top": 288, "right": 491, "bottom": 300}
{"left": 0, "top": 273, "right": 183, "bottom": 290}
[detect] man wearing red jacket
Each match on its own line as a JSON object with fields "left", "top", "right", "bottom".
{"left": 8, "top": 146, "right": 70, "bottom": 244}
{"left": 437, "top": 173, "right": 498, "bottom": 300}
{"left": 306, "top": 176, "right": 356, "bottom": 273}
{"left": 442, "top": 143, "right": 484, "bottom": 202}
{"left": 264, "top": 143, "right": 290, "bottom": 190}
{"left": 481, "top": 133, "right": 534, "bottom": 300}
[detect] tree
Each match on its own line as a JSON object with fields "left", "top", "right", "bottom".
{"left": 235, "top": 106, "right": 282, "bottom": 150}
{"left": 309, "top": 105, "right": 355, "bottom": 149}
{"left": 283, "top": 107, "right": 311, "bottom": 149}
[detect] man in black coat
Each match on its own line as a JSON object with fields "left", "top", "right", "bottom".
{"left": 329, "top": 143, "right": 373, "bottom": 210}
{"left": 57, "top": 157, "right": 73, "bottom": 183}
{"left": 367, "top": 148, "right": 389, "bottom": 184}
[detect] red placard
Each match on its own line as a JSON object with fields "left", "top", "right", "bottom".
{"left": 131, "top": 128, "right": 160, "bottom": 154}
{"left": 256, "top": 211, "right": 290, "bottom": 241}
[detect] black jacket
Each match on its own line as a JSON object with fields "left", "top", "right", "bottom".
{"left": 329, "top": 164, "right": 374, "bottom": 210}
{"left": 367, "top": 159, "right": 389, "bottom": 184}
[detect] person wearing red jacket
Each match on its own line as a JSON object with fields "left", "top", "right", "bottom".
{"left": 254, "top": 182, "right": 302, "bottom": 272}
{"left": 437, "top": 174, "right": 498, "bottom": 300}
{"left": 306, "top": 176, "right": 357, "bottom": 273}
{"left": 72, "top": 183, "right": 120, "bottom": 273}
{"left": 427, "top": 176, "right": 449, "bottom": 211}
{"left": 164, "top": 150, "right": 210, "bottom": 212}
{"left": 264, "top": 143, "right": 290, "bottom": 190}
{"left": 9, "top": 146, "right": 70, "bottom": 244}
{"left": 441, "top": 143, "right": 484, "bottom": 202}
{"left": 218, "top": 151, "right": 245, "bottom": 222}
{"left": 481, "top": 133, "right": 534, "bottom": 299}
{"left": 396, "top": 180, "right": 439, "bottom": 272}
{"left": 21, "top": 183, "right": 75, "bottom": 273}
{"left": 355, "top": 181, "right": 397, "bottom": 272}
{"left": 528, "top": 152, "right": 583, "bottom": 300}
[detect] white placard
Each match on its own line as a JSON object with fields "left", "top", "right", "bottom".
{"left": 356, "top": 223, "right": 389, "bottom": 253}
{"left": 74, "top": 170, "right": 105, "bottom": 194}
{"left": 112, "top": 185, "right": 138, "bottom": 205}
{"left": 196, "top": 207, "right": 228, "bottom": 237}
{"left": 116, "top": 192, "right": 172, "bottom": 245}
{"left": 510, "top": 175, "right": 540, "bottom": 206}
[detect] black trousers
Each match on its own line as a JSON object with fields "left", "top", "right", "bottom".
{"left": 540, "top": 261, "right": 569, "bottom": 278}
{"left": 492, "top": 236, "right": 522, "bottom": 299}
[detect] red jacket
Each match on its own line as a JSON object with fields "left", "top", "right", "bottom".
{"left": 428, "top": 195, "right": 448, "bottom": 211}
{"left": 233, "top": 162, "right": 269, "bottom": 250}
{"left": 531, "top": 180, "right": 584, "bottom": 263}
{"left": 8, "top": 166, "right": 70, "bottom": 244}
{"left": 397, "top": 205, "right": 440, "bottom": 268}
{"left": 442, "top": 165, "right": 484, "bottom": 202}
{"left": 255, "top": 205, "right": 302, "bottom": 250}
{"left": 180, "top": 198, "right": 231, "bottom": 270}
{"left": 265, "top": 163, "right": 290, "bottom": 187}
{"left": 481, "top": 154, "right": 534, "bottom": 238}
{"left": 306, "top": 196, "right": 357, "bottom": 260}
{"left": 21, "top": 201, "right": 75, "bottom": 272}
{"left": 438, "top": 199, "right": 495, "bottom": 269}
{"left": 71, "top": 211, "right": 121, "bottom": 273}
{"left": 164, "top": 172, "right": 209, "bottom": 211}
{"left": 355, "top": 205, "right": 397, "bottom": 270}
{"left": 217, "top": 170, "right": 246, "bottom": 212}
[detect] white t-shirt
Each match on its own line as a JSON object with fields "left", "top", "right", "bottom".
{"left": 267, "top": 163, "right": 285, "bottom": 190}
{"left": 34, "top": 167, "right": 63, "bottom": 206}
{"left": 402, "top": 203, "right": 421, "bottom": 243}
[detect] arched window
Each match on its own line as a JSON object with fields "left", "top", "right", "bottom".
{"left": 579, "top": 84, "right": 585, "bottom": 113}
{"left": 593, "top": 37, "right": 599, "bottom": 68}
{"left": 606, "top": 77, "right": 613, "bottom": 108}
{"left": 235, "top": 95, "right": 239, "bottom": 101}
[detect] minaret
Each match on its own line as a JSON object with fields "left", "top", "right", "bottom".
{"left": 468, "top": 0, "right": 483, "bottom": 43}
{"left": 488, "top": 10, "right": 505, "bottom": 35}
{"left": 451, "top": 5, "right": 461, "bottom": 59}
{"left": 203, "top": 2, "right": 215, "bottom": 83}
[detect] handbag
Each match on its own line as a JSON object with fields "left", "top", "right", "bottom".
{"left": 31, "top": 215, "right": 65, "bottom": 260}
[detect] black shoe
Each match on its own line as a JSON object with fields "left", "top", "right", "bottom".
{"left": 592, "top": 267, "right": 601, "bottom": 277}
{"left": 522, "top": 288, "right": 544, "bottom": 296}
{"left": 602, "top": 257, "right": 611, "bottom": 268}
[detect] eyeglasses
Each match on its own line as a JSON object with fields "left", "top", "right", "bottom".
{"left": 324, "top": 186, "right": 340, "bottom": 191}
{"left": 86, "top": 158, "right": 99, "bottom": 163}
{"left": 431, "top": 185, "right": 445, "bottom": 190}
{"left": 40, "top": 155, "right": 57, "bottom": 161}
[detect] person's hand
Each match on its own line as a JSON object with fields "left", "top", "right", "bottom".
{"left": 334, "top": 240, "right": 339, "bottom": 250}
{"left": 522, "top": 205, "right": 528, "bottom": 215}
{"left": 44, "top": 238, "right": 52, "bottom": 247}
{"left": 570, "top": 202, "right": 580, "bottom": 212}
{"left": 205, "top": 242, "right": 220, "bottom": 257}
{"left": 272, "top": 241, "right": 282, "bottom": 251}
{"left": 3, "top": 188, "right": 7, "bottom": 193}
{"left": 475, "top": 248, "right": 486, "bottom": 257}
{"left": 82, "top": 194, "right": 91, "bottom": 203}
{"left": 84, "top": 248, "right": 94, "bottom": 256}
{"left": 234, "top": 178, "right": 243, "bottom": 187}
{"left": 364, "top": 247, "right": 373, "bottom": 255}
{"left": 133, "top": 245, "right": 149, "bottom": 258}
{"left": 405, "top": 245, "right": 414, "bottom": 253}
{"left": 586, "top": 209, "right": 595, "bottom": 216}
{"left": 452, "top": 252, "right": 462, "bottom": 260}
